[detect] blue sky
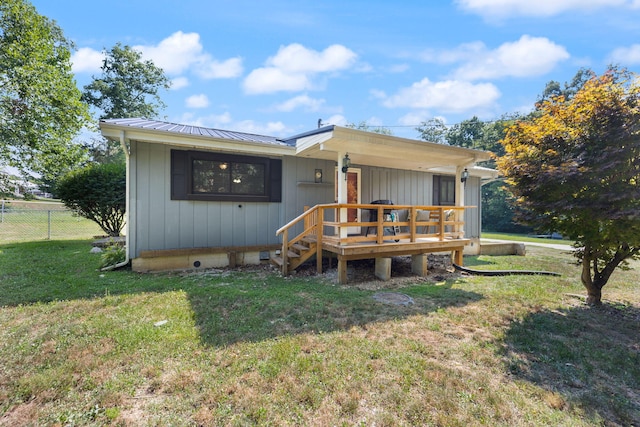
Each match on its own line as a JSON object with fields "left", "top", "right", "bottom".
{"left": 30, "top": 0, "right": 640, "bottom": 139}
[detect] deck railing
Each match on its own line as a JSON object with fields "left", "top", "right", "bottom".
{"left": 275, "top": 203, "right": 469, "bottom": 273}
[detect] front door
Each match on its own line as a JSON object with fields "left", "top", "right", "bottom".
{"left": 335, "top": 168, "right": 361, "bottom": 234}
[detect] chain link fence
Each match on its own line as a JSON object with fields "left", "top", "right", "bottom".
{"left": 0, "top": 200, "right": 104, "bottom": 242}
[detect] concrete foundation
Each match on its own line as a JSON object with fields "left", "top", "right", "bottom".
{"left": 375, "top": 257, "right": 392, "bottom": 280}
{"left": 411, "top": 253, "right": 428, "bottom": 276}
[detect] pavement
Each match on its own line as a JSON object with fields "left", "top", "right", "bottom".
{"left": 482, "top": 238, "right": 574, "bottom": 252}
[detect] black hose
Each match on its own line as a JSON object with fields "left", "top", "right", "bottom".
{"left": 452, "top": 264, "right": 561, "bottom": 277}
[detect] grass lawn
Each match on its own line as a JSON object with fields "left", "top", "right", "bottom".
{"left": 0, "top": 240, "right": 638, "bottom": 426}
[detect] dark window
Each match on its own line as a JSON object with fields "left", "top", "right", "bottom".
{"left": 171, "top": 150, "right": 281, "bottom": 202}
{"left": 433, "top": 175, "right": 455, "bottom": 206}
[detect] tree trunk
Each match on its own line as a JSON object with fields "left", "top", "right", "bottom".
{"left": 581, "top": 255, "right": 603, "bottom": 306}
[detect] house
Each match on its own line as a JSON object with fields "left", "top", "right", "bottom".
{"left": 99, "top": 118, "right": 497, "bottom": 282}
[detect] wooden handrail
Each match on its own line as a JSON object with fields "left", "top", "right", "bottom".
{"left": 276, "top": 203, "right": 473, "bottom": 250}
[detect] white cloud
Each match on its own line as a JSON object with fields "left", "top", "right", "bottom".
{"left": 244, "top": 68, "right": 311, "bottom": 94}
{"left": 609, "top": 44, "right": 640, "bottom": 64}
{"left": 273, "top": 95, "right": 325, "bottom": 112}
{"left": 71, "top": 47, "right": 104, "bottom": 73}
{"left": 171, "top": 77, "right": 190, "bottom": 90}
{"left": 269, "top": 43, "right": 357, "bottom": 73}
{"left": 383, "top": 78, "right": 501, "bottom": 113}
{"left": 456, "top": 0, "right": 631, "bottom": 18}
{"left": 185, "top": 94, "right": 210, "bottom": 109}
{"left": 452, "top": 36, "right": 569, "bottom": 80}
{"left": 325, "top": 114, "right": 348, "bottom": 126}
{"left": 243, "top": 43, "right": 358, "bottom": 94}
{"left": 134, "top": 31, "right": 243, "bottom": 79}
{"left": 195, "top": 57, "right": 243, "bottom": 79}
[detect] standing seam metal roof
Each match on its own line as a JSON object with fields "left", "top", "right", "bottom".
{"left": 100, "top": 118, "right": 293, "bottom": 146}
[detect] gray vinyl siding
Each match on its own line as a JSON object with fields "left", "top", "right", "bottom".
{"left": 128, "top": 142, "right": 482, "bottom": 257}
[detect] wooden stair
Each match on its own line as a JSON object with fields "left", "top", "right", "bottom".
{"left": 270, "top": 235, "right": 318, "bottom": 273}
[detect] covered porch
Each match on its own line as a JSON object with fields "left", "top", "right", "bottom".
{"left": 275, "top": 126, "right": 497, "bottom": 283}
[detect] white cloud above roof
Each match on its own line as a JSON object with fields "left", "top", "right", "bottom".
{"left": 243, "top": 43, "right": 358, "bottom": 94}
{"left": 71, "top": 47, "right": 104, "bottom": 74}
{"left": 382, "top": 78, "right": 500, "bottom": 113}
{"left": 135, "top": 31, "right": 243, "bottom": 79}
{"left": 185, "top": 94, "right": 210, "bottom": 109}
{"left": 452, "top": 36, "right": 570, "bottom": 80}
{"left": 609, "top": 44, "right": 640, "bottom": 64}
{"left": 273, "top": 95, "right": 326, "bottom": 112}
{"left": 456, "top": 0, "right": 634, "bottom": 18}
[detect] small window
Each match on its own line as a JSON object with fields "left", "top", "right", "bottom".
{"left": 433, "top": 175, "right": 455, "bottom": 206}
{"left": 171, "top": 150, "right": 281, "bottom": 202}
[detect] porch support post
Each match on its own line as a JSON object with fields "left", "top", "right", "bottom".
{"left": 455, "top": 165, "right": 469, "bottom": 238}
{"left": 337, "top": 151, "right": 349, "bottom": 240}
{"left": 337, "top": 257, "right": 348, "bottom": 284}
{"left": 411, "top": 254, "right": 428, "bottom": 277}
{"left": 375, "top": 257, "right": 392, "bottom": 281}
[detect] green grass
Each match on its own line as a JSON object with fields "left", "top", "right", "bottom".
{"left": 0, "top": 240, "right": 638, "bottom": 426}
{"left": 0, "top": 206, "right": 103, "bottom": 242}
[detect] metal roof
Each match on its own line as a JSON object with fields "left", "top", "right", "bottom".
{"left": 99, "top": 118, "right": 290, "bottom": 146}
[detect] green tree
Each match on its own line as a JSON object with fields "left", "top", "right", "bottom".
{"left": 56, "top": 163, "right": 126, "bottom": 236}
{"left": 345, "top": 120, "right": 392, "bottom": 135}
{"left": 416, "top": 118, "right": 448, "bottom": 144}
{"left": 445, "top": 116, "right": 485, "bottom": 148}
{"left": 538, "top": 67, "right": 593, "bottom": 104}
{"left": 82, "top": 42, "right": 171, "bottom": 163}
{"left": 498, "top": 68, "right": 640, "bottom": 305}
{"left": 83, "top": 42, "right": 171, "bottom": 120}
{"left": 0, "top": 0, "right": 90, "bottom": 181}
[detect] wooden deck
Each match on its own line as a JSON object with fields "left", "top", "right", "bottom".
{"left": 273, "top": 203, "right": 472, "bottom": 284}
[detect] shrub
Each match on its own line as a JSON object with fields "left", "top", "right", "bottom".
{"left": 56, "top": 163, "right": 125, "bottom": 236}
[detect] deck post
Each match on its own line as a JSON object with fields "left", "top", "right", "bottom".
{"left": 337, "top": 258, "right": 348, "bottom": 284}
{"left": 375, "top": 257, "right": 392, "bottom": 281}
{"left": 281, "top": 228, "right": 289, "bottom": 275}
{"left": 411, "top": 254, "right": 428, "bottom": 276}
{"left": 453, "top": 247, "right": 464, "bottom": 266}
{"left": 316, "top": 208, "right": 324, "bottom": 274}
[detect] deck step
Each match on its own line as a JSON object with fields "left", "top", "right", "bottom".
{"left": 270, "top": 255, "right": 285, "bottom": 267}
{"left": 291, "top": 243, "right": 310, "bottom": 251}
{"left": 287, "top": 250, "right": 300, "bottom": 258}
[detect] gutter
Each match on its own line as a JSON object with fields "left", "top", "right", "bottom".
{"left": 101, "top": 130, "right": 130, "bottom": 271}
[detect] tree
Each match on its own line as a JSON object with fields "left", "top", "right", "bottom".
{"left": 0, "top": 0, "right": 90, "bottom": 180}
{"left": 83, "top": 43, "right": 171, "bottom": 120}
{"left": 445, "top": 116, "right": 485, "bottom": 148}
{"left": 416, "top": 118, "right": 448, "bottom": 144}
{"left": 538, "top": 67, "right": 593, "bottom": 104}
{"left": 56, "top": 163, "right": 126, "bottom": 236}
{"left": 82, "top": 43, "right": 171, "bottom": 164}
{"left": 345, "top": 120, "right": 392, "bottom": 135}
{"left": 498, "top": 68, "right": 640, "bottom": 305}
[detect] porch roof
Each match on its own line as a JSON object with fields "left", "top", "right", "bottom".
{"left": 286, "top": 125, "right": 495, "bottom": 175}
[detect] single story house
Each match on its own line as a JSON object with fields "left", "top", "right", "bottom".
{"left": 100, "top": 118, "right": 498, "bottom": 282}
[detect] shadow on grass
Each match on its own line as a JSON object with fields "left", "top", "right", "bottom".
{"left": 502, "top": 302, "right": 640, "bottom": 426}
{"left": 185, "top": 269, "right": 481, "bottom": 347}
{"left": 0, "top": 240, "right": 483, "bottom": 348}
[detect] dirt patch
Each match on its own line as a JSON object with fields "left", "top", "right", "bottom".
{"left": 285, "top": 254, "right": 462, "bottom": 290}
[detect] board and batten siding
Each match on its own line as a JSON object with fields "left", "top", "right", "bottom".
{"left": 130, "top": 142, "right": 284, "bottom": 258}
{"left": 128, "top": 142, "right": 482, "bottom": 258}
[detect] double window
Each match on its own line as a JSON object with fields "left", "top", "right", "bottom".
{"left": 171, "top": 150, "right": 282, "bottom": 202}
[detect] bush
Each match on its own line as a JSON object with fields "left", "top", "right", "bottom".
{"left": 56, "top": 163, "right": 125, "bottom": 236}
{"left": 99, "top": 240, "right": 126, "bottom": 269}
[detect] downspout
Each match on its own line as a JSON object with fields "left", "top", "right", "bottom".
{"left": 101, "top": 130, "right": 130, "bottom": 271}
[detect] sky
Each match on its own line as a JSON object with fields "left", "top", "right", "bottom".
{"left": 29, "top": 0, "right": 640, "bottom": 140}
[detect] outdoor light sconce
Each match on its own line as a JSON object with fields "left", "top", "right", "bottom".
{"left": 341, "top": 153, "right": 351, "bottom": 180}
{"left": 461, "top": 168, "right": 469, "bottom": 184}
